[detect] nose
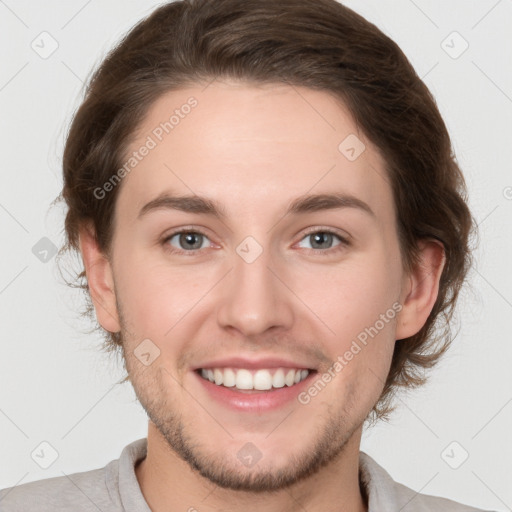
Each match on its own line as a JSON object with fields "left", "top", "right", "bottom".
{"left": 216, "top": 242, "right": 295, "bottom": 337}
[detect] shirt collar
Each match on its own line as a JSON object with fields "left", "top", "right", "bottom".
{"left": 359, "top": 451, "right": 400, "bottom": 510}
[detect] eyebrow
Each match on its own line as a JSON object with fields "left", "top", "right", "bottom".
{"left": 137, "top": 191, "right": 375, "bottom": 220}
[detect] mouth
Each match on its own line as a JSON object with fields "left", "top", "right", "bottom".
{"left": 192, "top": 365, "right": 318, "bottom": 412}
{"left": 190, "top": 355, "right": 320, "bottom": 411}
{"left": 194, "top": 367, "right": 317, "bottom": 394}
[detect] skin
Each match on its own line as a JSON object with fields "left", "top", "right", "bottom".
{"left": 79, "top": 80, "right": 445, "bottom": 512}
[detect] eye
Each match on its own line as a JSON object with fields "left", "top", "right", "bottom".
{"left": 163, "top": 230, "right": 212, "bottom": 253}
{"left": 296, "top": 229, "right": 349, "bottom": 253}
{"left": 161, "top": 228, "right": 350, "bottom": 256}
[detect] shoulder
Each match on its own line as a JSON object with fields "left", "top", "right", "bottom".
{"left": 391, "top": 479, "right": 493, "bottom": 512}
{"left": 0, "top": 461, "right": 120, "bottom": 512}
{"left": 359, "top": 452, "right": 496, "bottom": 512}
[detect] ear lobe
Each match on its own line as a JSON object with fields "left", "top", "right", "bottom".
{"left": 78, "top": 223, "right": 121, "bottom": 333}
{"left": 395, "top": 239, "right": 446, "bottom": 341}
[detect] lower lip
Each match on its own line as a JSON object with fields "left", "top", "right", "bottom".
{"left": 192, "top": 370, "right": 317, "bottom": 412}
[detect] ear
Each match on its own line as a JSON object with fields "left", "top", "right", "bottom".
{"left": 78, "top": 222, "right": 121, "bottom": 333}
{"left": 395, "top": 239, "right": 446, "bottom": 340}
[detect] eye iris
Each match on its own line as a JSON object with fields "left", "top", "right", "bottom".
{"left": 310, "top": 232, "right": 333, "bottom": 249}
{"left": 180, "top": 232, "right": 203, "bottom": 250}
{"left": 174, "top": 232, "right": 338, "bottom": 251}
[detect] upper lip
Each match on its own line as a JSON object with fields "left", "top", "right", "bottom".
{"left": 192, "top": 356, "right": 317, "bottom": 371}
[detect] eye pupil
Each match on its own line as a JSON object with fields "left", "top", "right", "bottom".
{"left": 180, "top": 232, "right": 202, "bottom": 250}
{"left": 310, "top": 232, "right": 332, "bottom": 249}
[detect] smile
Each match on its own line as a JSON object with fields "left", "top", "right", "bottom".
{"left": 197, "top": 367, "right": 311, "bottom": 391}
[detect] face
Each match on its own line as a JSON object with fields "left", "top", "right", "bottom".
{"left": 102, "top": 80, "right": 409, "bottom": 491}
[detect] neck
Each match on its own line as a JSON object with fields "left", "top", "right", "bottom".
{"left": 135, "top": 422, "right": 368, "bottom": 512}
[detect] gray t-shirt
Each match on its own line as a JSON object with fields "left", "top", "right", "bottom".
{"left": 0, "top": 438, "right": 493, "bottom": 511}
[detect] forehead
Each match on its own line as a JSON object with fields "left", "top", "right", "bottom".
{"left": 116, "top": 80, "right": 394, "bottom": 225}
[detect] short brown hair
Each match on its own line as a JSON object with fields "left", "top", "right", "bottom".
{"left": 57, "top": 0, "right": 475, "bottom": 419}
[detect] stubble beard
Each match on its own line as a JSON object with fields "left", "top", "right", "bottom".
{"left": 122, "top": 336, "right": 365, "bottom": 493}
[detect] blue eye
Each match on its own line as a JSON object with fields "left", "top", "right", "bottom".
{"left": 165, "top": 231, "right": 211, "bottom": 252}
{"left": 298, "top": 231, "right": 345, "bottom": 251}
{"left": 162, "top": 228, "right": 350, "bottom": 256}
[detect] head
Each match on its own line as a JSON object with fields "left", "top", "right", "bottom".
{"left": 58, "top": 0, "right": 474, "bottom": 493}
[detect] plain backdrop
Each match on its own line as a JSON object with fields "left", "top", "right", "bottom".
{"left": 1, "top": 1, "right": 511, "bottom": 510}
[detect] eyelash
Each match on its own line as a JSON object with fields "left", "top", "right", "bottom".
{"left": 161, "top": 227, "right": 351, "bottom": 256}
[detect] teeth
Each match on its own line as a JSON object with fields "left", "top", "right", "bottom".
{"left": 199, "top": 367, "right": 310, "bottom": 390}
{"left": 272, "top": 369, "right": 285, "bottom": 388}
{"left": 284, "top": 369, "right": 295, "bottom": 386}
{"left": 223, "top": 368, "right": 236, "bottom": 387}
{"left": 214, "top": 369, "right": 223, "bottom": 385}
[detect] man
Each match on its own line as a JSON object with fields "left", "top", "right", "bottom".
{"left": 0, "top": 0, "right": 493, "bottom": 510}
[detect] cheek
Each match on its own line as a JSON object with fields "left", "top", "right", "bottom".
{"left": 113, "top": 248, "right": 214, "bottom": 337}
{"left": 296, "top": 252, "right": 401, "bottom": 395}
{"left": 113, "top": 233, "right": 402, "bottom": 352}
{"left": 297, "top": 253, "right": 402, "bottom": 338}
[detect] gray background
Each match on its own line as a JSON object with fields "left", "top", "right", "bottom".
{"left": 0, "top": 1, "right": 511, "bottom": 510}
